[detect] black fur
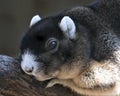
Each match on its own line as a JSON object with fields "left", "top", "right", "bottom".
{"left": 20, "top": 0, "right": 120, "bottom": 95}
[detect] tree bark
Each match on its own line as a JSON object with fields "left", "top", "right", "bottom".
{"left": 0, "top": 55, "right": 79, "bottom": 96}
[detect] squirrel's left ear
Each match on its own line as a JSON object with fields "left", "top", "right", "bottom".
{"left": 30, "top": 15, "right": 41, "bottom": 27}
{"left": 59, "top": 16, "right": 76, "bottom": 39}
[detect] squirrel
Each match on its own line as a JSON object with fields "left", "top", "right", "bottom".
{"left": 20, "top": 0, "right": 120, "bottom": 95}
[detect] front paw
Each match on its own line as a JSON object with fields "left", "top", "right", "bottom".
{"left": 46, "top": 79, "right": 60, "bottom": 88}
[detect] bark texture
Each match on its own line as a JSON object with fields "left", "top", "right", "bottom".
{"left": 0, "top": 55, "right": 79, "bottom": 96}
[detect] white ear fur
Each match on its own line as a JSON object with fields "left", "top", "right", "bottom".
{"left": 59, "top": 16, "right": 76, "bottom": 39}
{"left": 30, "top": 15, "right": 41, "bottom": 27}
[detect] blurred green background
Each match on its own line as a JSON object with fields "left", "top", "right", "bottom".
{"left": 0, "top": 0, "right": 93, "bottom": 56}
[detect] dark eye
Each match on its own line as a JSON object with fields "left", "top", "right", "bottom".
{"left": 45, "top": 38, "right": 59, "bottom": 50}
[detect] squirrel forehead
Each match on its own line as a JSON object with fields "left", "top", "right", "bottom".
{"left": 28, "top": 17, "right": 64, "bottom": 40}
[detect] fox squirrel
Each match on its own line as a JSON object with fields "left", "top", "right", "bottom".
{"left": 20, "top": 0, "right": 120, "bottom": 95}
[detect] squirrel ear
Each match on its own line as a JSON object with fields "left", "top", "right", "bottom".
{"left": 59, "top": 16, "right": 76, "bottom": 39}
{"left": 30, "top": 15, "right": 41, "bottom": 27}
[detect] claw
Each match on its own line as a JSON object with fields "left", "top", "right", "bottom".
{"left": 46, "top": 79, "right": 59, "bottom": 88}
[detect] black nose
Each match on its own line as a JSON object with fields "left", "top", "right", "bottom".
{"left": 25, "top": 67, "right": 34, "bottom": 73}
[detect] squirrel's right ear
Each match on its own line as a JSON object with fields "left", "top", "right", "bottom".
{"left": 29, "top": 15, "right": 41, "bottom": 27}
{"left": 59, "top": 16, "right": 76, "bottom": 40}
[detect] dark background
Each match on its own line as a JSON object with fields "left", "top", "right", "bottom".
{"left": 0, "top": 0, "right": 93, "bottom": 56}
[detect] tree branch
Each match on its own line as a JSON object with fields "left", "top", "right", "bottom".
{"left": 0, "top": 55, "right": 79, "bottom": 96}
